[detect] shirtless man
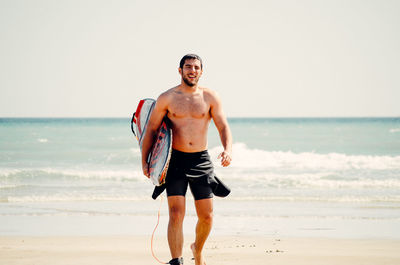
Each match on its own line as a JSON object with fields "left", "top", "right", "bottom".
{"left": 141, "top": 54, "right": 232, "bottom": 265}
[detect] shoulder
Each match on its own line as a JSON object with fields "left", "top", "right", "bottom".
{"left": 156, "top": 86, "right": 178, "bottom": 106}
{"left": 202, "top": 87, "right": 221, "bottom": 105}
{"left": 159, "top": 86, "right": 176, "bottom": 100}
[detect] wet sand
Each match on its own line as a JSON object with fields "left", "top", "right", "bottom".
{"left": 1, "top": 235, "right": 400, "bottom": 265}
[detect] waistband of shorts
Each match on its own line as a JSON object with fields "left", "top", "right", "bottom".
{"left": 172, "top": 149, "right": 209, "bottom": 158}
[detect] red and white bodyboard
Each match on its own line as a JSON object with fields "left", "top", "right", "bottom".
{"left": 131, "top": 98, "right": 172, "bottom": 186}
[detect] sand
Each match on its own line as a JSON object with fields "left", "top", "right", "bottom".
{"left": 1, "top": 235, "right": 400, "bottom": 265}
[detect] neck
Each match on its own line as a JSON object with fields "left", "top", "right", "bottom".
{"left": 180, "top": 82, "right": 199, "bottom": 92}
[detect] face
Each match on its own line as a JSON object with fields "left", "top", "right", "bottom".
{"left": 179, "top": 59, "right": 203, "bottom": 87}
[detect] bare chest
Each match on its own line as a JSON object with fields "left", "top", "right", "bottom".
{"left": 168, "top": 94, "right": 210, "bottom": 119}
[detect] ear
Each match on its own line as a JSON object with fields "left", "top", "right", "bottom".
{"left": 178, "top": 67, "right": 182, "bottom": 76}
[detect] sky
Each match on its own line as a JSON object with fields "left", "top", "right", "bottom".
{"left": 0, "top": 0, "right": 399, "bottom": 117}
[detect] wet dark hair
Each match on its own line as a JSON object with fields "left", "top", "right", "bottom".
{"left": 179, "top": 54, "right": 203, "bottom": 69}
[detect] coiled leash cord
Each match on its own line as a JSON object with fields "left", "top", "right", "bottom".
{"left": 150, "top": 196, "right": 184, "bottom": 265}
{"left": 151, "top": 195, "right": 167, "bottom": 264}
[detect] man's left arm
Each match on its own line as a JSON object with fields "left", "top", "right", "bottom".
{"left": 210, "top": 91, "right": 233, "bottom": 167}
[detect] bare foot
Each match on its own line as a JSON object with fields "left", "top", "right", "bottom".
{"left": 191, "top": 243, "right": 206, "bottom": 265}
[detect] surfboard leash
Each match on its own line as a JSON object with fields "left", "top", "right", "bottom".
{"left": 151, "top": 195, "right": 168, "bottom": 264}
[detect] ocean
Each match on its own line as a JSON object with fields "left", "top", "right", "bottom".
{"left": 1, "top": 117, "right": 400, "bottom": 238}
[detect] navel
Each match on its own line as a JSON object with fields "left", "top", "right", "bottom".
{"left": 189, "top": 142, "right": 193, "bottom": 146}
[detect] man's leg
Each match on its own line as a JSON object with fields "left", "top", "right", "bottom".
{"left": 191, "top": 198, "right": 213, "bottom": 265}
{"left": 167, "top": 195, "right": 186, "bottom": 261}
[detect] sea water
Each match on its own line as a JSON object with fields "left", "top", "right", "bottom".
{"left": 1, "top": 117, "right": 399, "bottom": 238}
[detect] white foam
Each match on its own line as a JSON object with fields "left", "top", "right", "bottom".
{"left": 37, "top": 138, "right": 48, "bottom": 143}
{"left": 6, "top": 193, "right": 400, "bottom": 203}
{"left": 42, "top": 168, "right": 145, "bottom": 181}
{"left": 209, "top": 142, "right": 400, "bottom": 171}
{"left": 389, "top": 128, "right": 400, "bottom": 133}
{"left": 208, "top": 143, "right": 400, "bottom": 190}
{"left": 0, "top": 168, "right": 21, "bottom": 177}
{"left": 0, "top": 167, "right": 146, "bottom": 181}
{"left": 130, "top": 147, "right": 141, "bottom": 154}
{"left": 0, "top": 184, "right": 20, "bottom": 189}
{"left": 227, "top": 195, "right": 400, "bottom": 203}
{"left": 6, "top": 195, "right": 149, "bottom": 203}
{"left": 217, "top": 171, "right": 400, "bottom": 189}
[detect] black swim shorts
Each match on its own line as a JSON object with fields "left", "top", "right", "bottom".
{"left": 165, "top": 149, "right": 214, "bottom": 200}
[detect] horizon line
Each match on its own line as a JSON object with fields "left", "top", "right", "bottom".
{"left": 1, "top": 116, "right": 399, "bottom": 119}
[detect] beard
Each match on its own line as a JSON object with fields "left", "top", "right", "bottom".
{"left": 182, "top": 75, "right": 199, "bottom": 87}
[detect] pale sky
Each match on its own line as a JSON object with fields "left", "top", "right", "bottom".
{"left": 1, "top": 0, "right": 399, "bottom": 117}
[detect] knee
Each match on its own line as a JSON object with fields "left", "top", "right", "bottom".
{"left": 199, "top": 212, "right": 213, "bottom": 225}
{"left": 169, "top": 206, "right": 185, "bottom": 224}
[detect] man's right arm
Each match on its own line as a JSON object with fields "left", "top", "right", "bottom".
{"left": 141, "top": 94, "right": 169, "bottom": 177}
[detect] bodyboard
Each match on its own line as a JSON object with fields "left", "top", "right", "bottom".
{"left": 131, "top": 98, "right": 172, "bottom": 186}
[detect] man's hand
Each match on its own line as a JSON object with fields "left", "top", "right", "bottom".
{"left": 218, "top": 151, "right": 232, "bottom": 167}
{"left": 142, "top": 160, "right": 150, "bottom": 178}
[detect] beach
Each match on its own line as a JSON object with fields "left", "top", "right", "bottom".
{"left": 1, "top": 117, "right": 400, "bottom": 264}
{"left": 2, "top": 235, "right": 400, "bottom": 265}
{"left": 1, "top": 198, "right": 400, "bottom": 265}
{"left": 2, "top": 0, "right": 400, "bottom": 262}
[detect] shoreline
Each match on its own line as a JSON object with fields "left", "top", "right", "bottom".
{"left": 2, "top": 200, "right": 400, "bottom": 240}
{"left": 1, "top": 235, "right": 400, "bottom": 265}
{"left": 2, "top": 198, "right": 400, "bottom": 239}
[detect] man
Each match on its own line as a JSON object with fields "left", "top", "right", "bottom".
{"left": 141, "top": 54, "right": 232, "bottom": 265}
